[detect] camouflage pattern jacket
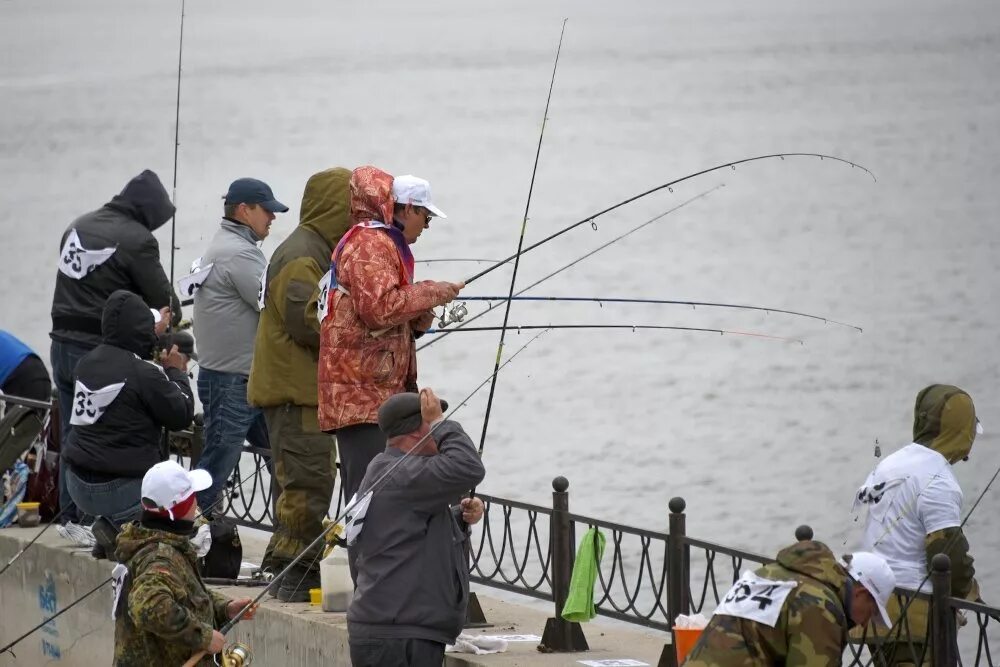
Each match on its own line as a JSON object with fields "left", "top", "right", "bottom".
{"left": 683, "top": 541, "right": 850, "bottom": 667}
{"left": 114, "top": 520, "right": 229, "bottom": 667}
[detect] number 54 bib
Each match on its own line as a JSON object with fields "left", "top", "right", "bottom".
{"left": 713, "top": 572, "right": 798, "bottom": 628}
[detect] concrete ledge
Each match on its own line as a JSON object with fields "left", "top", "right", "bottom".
{"left": 0, "top": 526, "right": 669, "bottom": 666}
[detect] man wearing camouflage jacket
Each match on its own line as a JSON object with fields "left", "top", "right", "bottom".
{"left": 683, "top": 541, "right": 894, "bottom": 667}
{"left": 113, "top": 461, "right": 255, "bottom": 666}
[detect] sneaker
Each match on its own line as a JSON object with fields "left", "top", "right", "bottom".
{"left": 56, "top": 521, "right": 96, "bottom": 547}
{"left": 276, "top": 566, "right": 320, "bottom": 603}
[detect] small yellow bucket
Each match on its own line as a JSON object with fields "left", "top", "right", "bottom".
{"left": 309, "top": 588, "right": 322, "bottom": 605}
{"left": 674, "top": 627, "right": 703, "bottom": 665}
{"left": 16, "top": 502, "right": 41, "bottom": 528}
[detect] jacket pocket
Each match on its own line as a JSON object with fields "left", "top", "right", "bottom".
{"left": 359, "top": 348, "right": 395, "bottom": 384}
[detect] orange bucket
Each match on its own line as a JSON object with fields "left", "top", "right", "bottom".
{"left": 674, "top": 627, "right": 703, "bottom": 664}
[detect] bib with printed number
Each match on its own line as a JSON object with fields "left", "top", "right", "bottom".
{"left": 176, "top": 262, "right": 215, "bottom": 299}
{"left": 257, "top": 262, "right": 269, "bottom": 310}
{"left": 110, "top": 563, "right": 129, "bottom": 620}
{"left": 317, "top": 269, "right": 333, "bottom": 323}
{"left": 713, "top": 572, "right": 798, "bottom": 628}
{"left": 58, "top": 229, "right": 116, "bottom": 279}
{"left": 70, "top": 380, "right": 126, "bottom": 426}
{"left": 344, "top": 489, "right": 373, "bottom": 546}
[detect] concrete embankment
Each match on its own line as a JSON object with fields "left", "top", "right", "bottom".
{"left": 0, "top": 526, "right": 670, "bottom": 666}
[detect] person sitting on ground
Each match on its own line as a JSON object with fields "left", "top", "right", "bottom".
{"left": 683, "top": 542, "right": 895, "bottom": 667}
{"left": 62, "top": 290, "right": 194, "bottom": 540}
{"left": 114, "top": 460, "right": 256, "bottom": 666}
{"left": 347, "top": 388, "right": 485, "bottom": 667}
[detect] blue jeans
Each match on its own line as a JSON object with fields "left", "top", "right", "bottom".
{"left": 64, "top": 467, "right": 142, "bottom": 526}
{"left": 50, "top": 338, "right": 95, "bottom": 523}
{"left": 195, "top": 367, "right": 267, "bottom": 512}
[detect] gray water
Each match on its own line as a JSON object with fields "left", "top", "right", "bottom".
{"left": 2, "top": 0, "right": 998, "bottom": 609}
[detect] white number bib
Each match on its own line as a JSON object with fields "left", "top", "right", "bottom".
{"left": 58, "top": 229, "right": 116, "bottom": 279}
{"left": 110, "top": 563, "right": 129, "bottom": 620}
{"left": 713, "top": 572, "right": 797, "bottom": 628}
{"left": 316, "top": 269, "right": 333, "bottom": 323}
{"left": 176, "top": 262, "right": 214, "bottom": 299}
{"left": 70, "top": 380, "right": 126, "bottom": 426}
{"left": 344, "top": 490, "right": 373, "bottom": 546}
{"left": 257, "top": 262, "right": 269, "bottom": 311}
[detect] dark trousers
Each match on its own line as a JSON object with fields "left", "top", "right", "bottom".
{"left": 261, "top": 404, "right": 336, "bottom": 571}
{"left": 349, "top": 637, "right": 445, "bottom": 667}
{"left": 336, "top": 422, "right": 386, "bottom": 583}
{"left": 50, "top": 338, "right": 95, "bottom": 522}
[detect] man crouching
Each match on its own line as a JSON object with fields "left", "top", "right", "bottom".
{"left": 347, "top": 388, "right": 486, "bottom": 667}
{"left": 113, "top": 461, "right": 256, "bottom": 666}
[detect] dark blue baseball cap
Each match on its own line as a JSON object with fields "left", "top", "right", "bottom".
{"left": 224, "top": 178, "right": 289, "bottom": 213}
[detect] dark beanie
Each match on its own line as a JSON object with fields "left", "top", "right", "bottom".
{"left": 377, "top": 392, "right": 449, "bottom": 437}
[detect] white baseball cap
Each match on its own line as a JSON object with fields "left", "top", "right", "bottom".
{"left": 392, "top": 175, "right": 448, "bottom": 219}
{"left": 140, "top": 461, "right": 212, "bottom": 520}
{"left": 844, "top": 551, "right": 896, "bottom": 627}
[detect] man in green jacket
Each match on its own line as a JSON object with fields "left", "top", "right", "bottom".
{"left": 683, "top": 541, "right": 894, "bottom": 667}
{"left": 248, "top": 167, "right": 353, "bottom": 601}
{"left": 114, "top": 461, "right": 256, "bottom": 666}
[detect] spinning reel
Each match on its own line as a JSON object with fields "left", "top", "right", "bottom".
{"left": 437, "top": 302, "right": 468, "bottom": 328}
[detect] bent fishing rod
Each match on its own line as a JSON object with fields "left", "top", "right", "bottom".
{"left": 459, "top": 295, "right": 863, "bottom": 332}
{"left": 175, "top": 331, "right": 552, "bottom": 667}
{"left": 419, "top": 185, "right": 723, "bottom": 351}
{"left": 423, "top": 324, "right": 804, "bottom": 344}
{"left": 0, "top": 457, "right": 270, "bottom": 656}
{"left": 460, "top": 153, "right": 875, "bottom": 289}
{"left": 865, "top": 460, "right": 1000, "bottom": 667}
{"left": 477, "top": 19, "right": 567, "bottom": 463}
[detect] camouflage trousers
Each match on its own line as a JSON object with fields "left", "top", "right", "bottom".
{"left": 261, "top": 404, "right": 337, "bottom": 571}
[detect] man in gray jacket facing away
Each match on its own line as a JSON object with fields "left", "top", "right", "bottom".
{"left": 192, "top": 178, "right": 288, "bottom": 511}
{"left": 347, "top": 388, "right": 486, "bottom": 667}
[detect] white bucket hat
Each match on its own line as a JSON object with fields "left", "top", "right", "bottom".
{"left": 844, "top": 551, "right": 896, "bottom": 627}
{"left": 392, "top": 174, "right": 447, "bottom": 219}
{"left": 140, "top": 461, "right": 212, "bottom": 520}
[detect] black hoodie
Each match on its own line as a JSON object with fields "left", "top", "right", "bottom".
{"left": 62, "top": 290, "right": 193, "bottom": 478}
{"left": 50, "top": 170, "right": 181, "bottom": 347}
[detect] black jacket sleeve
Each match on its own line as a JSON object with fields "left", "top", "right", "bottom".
{"left": 137, "top": 363, "right": 194, "bottom": 431}
{"left": 127, "top": 235, "right": 178, "bottom": 318}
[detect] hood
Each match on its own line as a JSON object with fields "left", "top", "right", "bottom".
{"left": 774, "top": 540, "right": 849, "bottom": 595}
{"left": 300, "top": 167, "right": 353, "bottom": 248}
{"left": 108, "top": 169, "right": 176, "bottom": 231}
{"left": 349, "top": 165, "right": 395, "bottom": 226}
{"left": 115, "top": 520, "right": 195, "bottom": 563}
{"left": 913, "top": 384, "right": 977, "bottom": 463}
{"left": 101, "top": 290, "right": 157, "bottom": 358}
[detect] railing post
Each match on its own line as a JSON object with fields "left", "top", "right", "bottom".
{"left": 660, "top": 497, "right": 688, "bottom": 667}
{"left": 539, "top": 476, "right": 588, "bottom": 652}
{"left": 930, "top": 553, "right": 957, "bottom": 667}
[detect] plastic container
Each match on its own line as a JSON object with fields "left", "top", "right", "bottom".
{"left": 309, "top": 588, "right": 322, "bottom": 606}
{"left": 319, "top": 548, "right": 352, "bottom": 612}
{"left": 16, "top": 502, "right": 41, "bottom": 528}
{"left": 674, "top": 627, "right": 703, "bottom": 664}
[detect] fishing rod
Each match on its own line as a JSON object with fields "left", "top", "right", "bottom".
{"left": 178, "top": 330, "right": 551, "bottom": 666}
{"left": 423, "top": 323, "right": 803, "bottom": 344}
{"left": 477, "top": 19, "right": 568, "bottom": 464}
{"left": 461, "top": 153, "right": 875, "bottom": 288}
{"left": 0, "top": 455, "right": 269, "bottom": 657}
{"left": 419, "top": 258, "right": 500, "bottom": 264}
{"left": 0, "top": 506, "right": 69, "bottom": 577}
{"left": 459, "top": 295, "right": 863, "bottom": 332}
{"left": 864, "top": 460, "right": 1000, "bottom": 667}
{"left": 167, "top": 0, "right": 187, "bottom": 322}
{"left": 419, "top": 185, "right": 723, "bottom": 351}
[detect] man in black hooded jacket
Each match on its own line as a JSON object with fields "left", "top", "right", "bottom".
{"left": 62, "top": 290, "right": 193, "bottom": 529}
{"left": 49, "top": 170, "right": 182, "bottom": 521}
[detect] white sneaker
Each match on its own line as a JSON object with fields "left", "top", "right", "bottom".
{"left": 56, "top": 522, "right": 96, "bottom": 547}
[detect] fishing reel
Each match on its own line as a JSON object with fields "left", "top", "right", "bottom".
{"left": 437, "top": 302, "right": 468, "bottom": 328}
{"left": 215, "top": 642, "right": 253, "bottom": 667}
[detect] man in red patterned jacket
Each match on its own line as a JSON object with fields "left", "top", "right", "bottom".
{"left": 317, "top": 166, "right": 462, "bottom": 581}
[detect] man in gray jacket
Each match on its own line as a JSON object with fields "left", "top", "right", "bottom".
{"left": 347, "top": 388, "right": 485, "bottom": 666}
{"left": 192, "top": 178, "right": 288, "bottom": 511}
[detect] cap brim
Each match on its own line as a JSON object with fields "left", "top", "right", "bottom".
{"left": 186, "top": 349, "right": 199, "bottom": 362}
{"left": 874, "top": 597, "right": 892, "bottom": 627}
{"left": 188, "top": 468, "right": 213, "bottom": 493}
{"left": 440, "top": 399, "right": 449, "bottom": 413}
{"left": 261, "top": 199, "right": 290, "bottom": 213}
{"left": 425, "top": 203, "right": 447, "bottom": 219}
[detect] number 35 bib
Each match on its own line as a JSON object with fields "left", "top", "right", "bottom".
{"left": 713, "top": 572, "right": 798, "bottom": 628}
